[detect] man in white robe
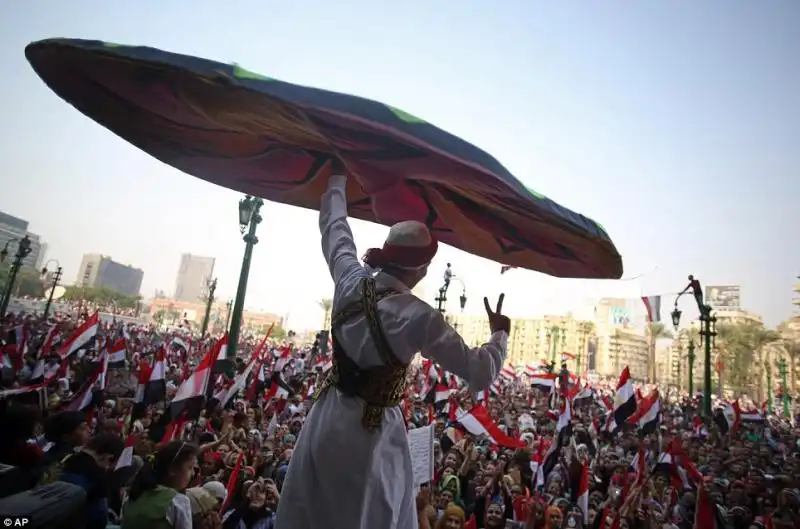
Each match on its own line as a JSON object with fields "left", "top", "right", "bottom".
{"left": 275, "top": 169, "right": 510, "bottom": 529}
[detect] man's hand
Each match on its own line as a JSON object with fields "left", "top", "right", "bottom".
{"left": 484, "top": 293, "right": 511, "bottom": 334}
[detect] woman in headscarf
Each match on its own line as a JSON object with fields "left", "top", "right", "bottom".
{"left": 221, "top": 478, "right": 279, "bottom": 529}
{"left": 121, "top": 441, "right": 198, "bottom": 529}
{"left": 543, "top": 506, "right": 563, "bottom": 529}
{"left": 434, "top": 503, "right": 466, "bottom": 529}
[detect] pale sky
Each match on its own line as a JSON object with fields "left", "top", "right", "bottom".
{"left": 1, "top": 1, "right": 797, "bottom": 332}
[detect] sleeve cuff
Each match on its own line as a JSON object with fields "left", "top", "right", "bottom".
{"left": 490, "top": 330, "right": 508, "bottom": 349}
{"left": 329, "top": 173, "right": 347, "bottom": 189}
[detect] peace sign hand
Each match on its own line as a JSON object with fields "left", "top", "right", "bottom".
{"left": 484, "top": 293, "right": 511, "bottom": 334}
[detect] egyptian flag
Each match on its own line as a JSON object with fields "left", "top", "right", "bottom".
{"left": 628, "top": 389, "right": 661, "bottom": 436}
{"left": 641, "top": 295, "right": 662, "bottom": 323}
{"left": 654, "top": 437, "right": 703, "bottom": 489}
{"left": 211, "top": 334, "right": 228, "bottom": 371}
{"left": 65, "top": 351, "right": 108, "bottom": 412}
{"left": 161, "top": 413, "right": 189, "bottom": 444}
{"left": 171, "top": 344, "right": 216, "bottom": 419}
{"left": 245, "top": 354, "right": 267, "bottom": 402}
{"left": 535, "top": 399, "right": 572, "bottom": 488}
{"left": 30, "top": 324, "right": 58, "bottom": 381}
{"left": 694, "top": 483, "right": 724, "bottom": 528}
{"left": 144, "top": 347, "right": 166, "bottom": 404}
{"left": 264, "top": 372, "right": 293, "bottom": 403}
{"left": 739, "top": 405, "right": 765, "bottom": 424}
{"left": 1, "top": 325, "right": 27, "bottom": 371}
{"left": 273, "top": 345, "right": 293, "bottom": 373}
{"left": 114, "top": 434, "right": 136, "bottom": 471}
{"left": 588, "top": 417, "right": 600, "bottom": 456}
{"left": 573, "top": 463, "right": 590, "bottom": 524}
{"left": 129, "top": 361, "right": 152, "bottom": 424}
{"left": 58, "top": 311, "right": 99, "bottom": 358}
{"left": 455, "top": 403, "right": 526, "bottom": 449}
{"left": 170, "top": 336, "right": 189, "bottom": 353}
{"left": 571, "top": 384, "right": 594, "bottom": 407}
{"left": 530, "top": 373, "right": 557, "bottom": 394}
{"left": 613, "top": 367, "right": 637, "bottom": 427}
{"left": 714, "top": 401, "right": 741, "bottom": 435}
{"left": 108, "top": 338, "right": 127, "bottom": 368}
{"left": 500, "top": 366, "right": 517, "bottom": 382}
{"left": 220, "top": 453, "right": 245, "bottom": 514}
{"left": 475, "top": 382, "right": 500, "bottom": 403}
{"left": 692, "top": 416, "right": 708, "bottom": 438}
{"left": 219, "top": 353, "right": 260, "bottom": 408}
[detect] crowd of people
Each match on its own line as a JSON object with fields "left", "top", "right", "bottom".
{"left": 0, "top": 176, "right": 797, "bottom": 529}
{"left": 0, "top": 302, "right": 797, "bottom": 529}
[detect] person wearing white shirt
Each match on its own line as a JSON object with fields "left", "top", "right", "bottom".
{"left": 275, "top": 165, "right": 510, "bottom": 529}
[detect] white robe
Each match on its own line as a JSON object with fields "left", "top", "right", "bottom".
{"left": 275, "top": 173, "right": 508, "bottom": 529}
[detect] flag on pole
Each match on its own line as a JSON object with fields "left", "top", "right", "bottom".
{"left": 641, "top": 295, "right": 662, "bottom": 323}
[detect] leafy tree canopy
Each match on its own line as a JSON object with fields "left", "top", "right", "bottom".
{"left": 62, "top": 285, "right": 142, "bottom": 309}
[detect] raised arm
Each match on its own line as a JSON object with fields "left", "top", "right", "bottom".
{"left": 319, "top": 172, "right": 363, "bottom": 284}
{"left": 418, "top": 309, "right": 507, "bottom": 391}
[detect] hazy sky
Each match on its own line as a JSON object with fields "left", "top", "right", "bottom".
{"left": 1, "top": 1, "right": 797, "bottom": 331}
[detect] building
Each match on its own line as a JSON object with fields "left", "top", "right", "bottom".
{"left": 76, "top": 253, "right": 144, "bottom": 296}
{"left": 793, "top": 277, "right": 800, "bottom": 315}
{"left": 447, "top": 313, "right": 595, "bottom": 373}
{"left": 35, "top": 242, "right": 48, "bottom": 269}
{"left": 599, "top": 328, "right": 649, "bottom": 381}
{"left": 0, "top": 211, "right": 42, "bottom": 269}
{"left": 174, "top": 254, "right": 216, "bottom": 303}
{"left": 148, "top": 298, "right": 281, "bottom": 334}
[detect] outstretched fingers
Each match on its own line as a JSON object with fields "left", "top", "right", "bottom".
{"left": 495, "top": 293, "right": 505, "bottom": 314}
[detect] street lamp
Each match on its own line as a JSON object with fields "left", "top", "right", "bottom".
{"left": 435, "top": 263, "right": 467, "bottom": 314}
{"left": 200, "top": 277, "right": 217, "bottom": 340}
{"left": 0, "top": 235, "right": 32, "bottom": 319}
{"left": 549, "top": 326, "right": 562, "bottom": 364}
{"left": 225, "top": 195, "right": 264, "bottom": 374}
{"left": 672, "top": 274, "right": 715, "bottom": 417}
{"left": 40, "top": 260, "right": 63, "bottom": 322}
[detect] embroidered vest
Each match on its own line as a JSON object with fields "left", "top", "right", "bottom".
{"left": 315, "top": 277, "right": 408, "bottom": 430}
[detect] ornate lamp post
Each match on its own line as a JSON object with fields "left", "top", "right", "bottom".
{"left": 0, "top": 235, "right": 32, "bottom": 319}
{"left": 687, "top": 339, "right": 696, "bottom": 396}
{"left": 40, "top": 260, "right": 63, "bottom": 321}
{"left": 779, "top": 357, "right": 789, "bottom": 416}
{"left": 435, "top": 263, "right": 467, "bottom": 317}
{"left": 549, "top": 326, "right": 562, "bottom": 364}
{"left": 224, "top": 195, "right": 264, "bottom": 374}
{"left": 671, "top": 275, "right": 715, "bottom": 416}
{"left": 225, "top": 300, "right": 233, "bottom": 330}
{"left": 200, "top": 277, "right": 217, "bottom": 340}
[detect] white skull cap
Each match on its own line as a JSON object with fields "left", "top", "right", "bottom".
{"left": 386, "top": 221, "right": 433, "bottom": 247}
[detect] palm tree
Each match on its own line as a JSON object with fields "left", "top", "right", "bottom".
{"left": 717, "top": 321, "right": 780, "bottom": 399}
{"left": 781, "top": 339, "right": 800, "bottom": 393}
{"left": 319, "top": 298, "right": 333, "bottom": 330}
{"left": 646, "top": 322, "right": 673, "bottom": 384}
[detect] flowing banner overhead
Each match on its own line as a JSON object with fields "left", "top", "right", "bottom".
{"left": 26, "top": 38, "right": 623, "bottom": 279}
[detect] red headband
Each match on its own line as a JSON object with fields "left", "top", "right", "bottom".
{"left": 363, "top": 239, "right": 438, "bottom": 269}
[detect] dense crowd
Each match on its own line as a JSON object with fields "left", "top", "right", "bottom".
{"left": 0, "top": 308, "right": 799, "bottom": 529}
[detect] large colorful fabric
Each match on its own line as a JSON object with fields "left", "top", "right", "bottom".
{"left": 26, "top": 38, "right": 623, "bottom": 279}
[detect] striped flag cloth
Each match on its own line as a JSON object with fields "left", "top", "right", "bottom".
{"left": 641, "top": 295, "right": 662, "bottom": 323}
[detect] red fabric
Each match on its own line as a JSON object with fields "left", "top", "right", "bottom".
{"left": 362, "top": 239, "right": 438, "bottom": 269}
{"left": 3, "top": 443, "right": 43, "bottom": 469}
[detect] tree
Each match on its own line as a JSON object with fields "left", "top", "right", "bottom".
{"left": 0, "top": 264, "right": 45, "bottom": 298}
{"left": 716, "top": 321, "right": 780, "bottom": 398}
{"left": 270, "top": 325, "right": 287, "bottom": 341}
{"left": 319, "top": 298, "right": 333, "bottom": 330}
{"left": 62, "top": 285, "right": 142, "bottom": 309}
